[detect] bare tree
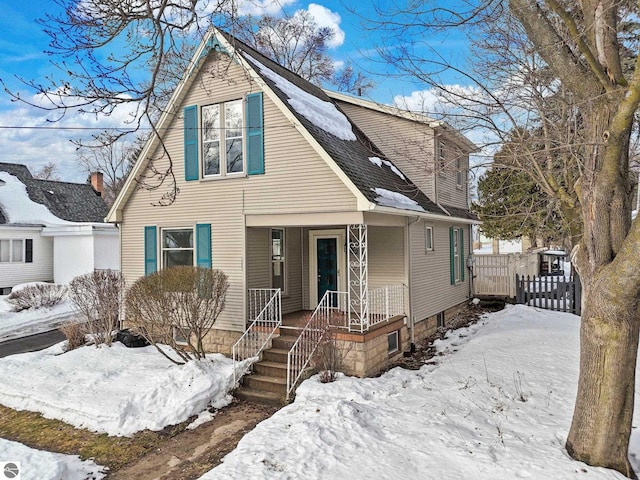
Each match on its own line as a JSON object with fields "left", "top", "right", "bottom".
{"left": 238, "top": 11, "right": 335, "bottom": 85}
{"left": 33, "top": 161, "right": 61, "bottom": 181}
{"left": 125, "top": 266, "right": 229, "bottom": 364}
{"left": 76, "top": 131, "right": 141, "bottom": 206}
{"left": 366, "top": 1, "right": 640, "bottom": 476}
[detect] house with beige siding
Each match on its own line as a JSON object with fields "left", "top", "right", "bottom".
{"left": 107, "top": 29, "right": 479, "bottom": 403}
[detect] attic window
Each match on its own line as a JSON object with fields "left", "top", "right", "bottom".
{"left": 202, "top": 100, "right": 244, "bottom": 177}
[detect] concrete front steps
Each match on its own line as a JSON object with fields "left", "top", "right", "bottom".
{"left": 234, "top": 330, "right": 301, "bottom": 406}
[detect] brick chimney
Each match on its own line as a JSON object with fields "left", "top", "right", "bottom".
{"left": 90, "top": 172, "right": 104, "bottom": 196}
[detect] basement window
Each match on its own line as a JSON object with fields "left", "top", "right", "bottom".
{"left": 437, "top": 312, "right": 445, "bottom": 328}
{"left": 387, "top": 331, "right": 399, "bottom": 354}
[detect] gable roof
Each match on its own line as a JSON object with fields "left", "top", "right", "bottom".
{"left": 0, "top": 162, "right": 109, "bottom": 225}
{"left": 108, "top": 28, "right": 478, "bottom": 223}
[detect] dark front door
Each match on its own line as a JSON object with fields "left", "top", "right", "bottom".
{"left": 317, "top": 237, "right": 338, "bottom": 302}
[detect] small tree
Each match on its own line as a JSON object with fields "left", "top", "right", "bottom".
{"left": 125, "top": 266, "right": 229, "bottom": 364}
{"left": 68, "top": 270, "right": 126, "bottom": 346}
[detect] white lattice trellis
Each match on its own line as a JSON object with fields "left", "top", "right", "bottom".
{"left": 347, "top": 224, "right": 368, "bottom": 332}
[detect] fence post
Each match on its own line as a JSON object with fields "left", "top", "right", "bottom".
{"left": 515, "top": 274, "right": 522, "bottom": 304}
{"left": 574, "top": 274, "right": 582, "bottom": 316}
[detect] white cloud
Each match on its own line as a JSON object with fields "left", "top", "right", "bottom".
{"left": 0, "top": 92, "right": 142, "bottom": 183}
{"left": 306, "top": 3, "right": 345, "bottom": 48}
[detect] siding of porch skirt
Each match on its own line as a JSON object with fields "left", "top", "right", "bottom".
{"left": 409, "top": 220, "right": 470, "bottom": 322}
{"left": 336, "top": 101, "right": 436, "bottom": 202}
{"left": 367, "top": 225, "right": 405, "bottom": 289}
{"left": 0, "top": 231, "right": 53, "bottom": 289}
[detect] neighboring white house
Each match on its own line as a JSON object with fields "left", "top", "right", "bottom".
{"left": 0, "top": 163, "right": 119, "bottom": 292}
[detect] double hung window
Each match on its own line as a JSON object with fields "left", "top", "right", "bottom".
{"left": 203, "top": 100, "right": 244, "bottom": 176}
{"left": 0, "top": 239, "right": 32, "bottom": 263}
{"left": 162, "top": 229, "right": 194, "bottom": 268}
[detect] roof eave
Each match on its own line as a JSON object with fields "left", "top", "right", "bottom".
{"left": 371, "top": 204, "right": 482, "bottom": 224}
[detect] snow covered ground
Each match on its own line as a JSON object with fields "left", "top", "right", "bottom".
{"left": 0, "top": 294, "right": 77, "bottom": 342}
{"left": 0, "top": 342, "right": 247, "bottom": 436}
{"left": 2, "top": 304, "right": 638, "bottom": 479}
{"left": 201, "top": 305, "right": 640, "bottom": 480}
{"left": 0, "top": 438, "right": 106, "bottom": 480}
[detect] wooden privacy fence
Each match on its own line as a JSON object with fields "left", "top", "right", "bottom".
{"left": 515, "top": 274, "right": 582, "bottom": 315}
{"left": 472, "top": 252, "right": 540, "bottom": 297}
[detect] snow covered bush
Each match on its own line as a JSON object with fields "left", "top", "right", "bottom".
{"left": 7, "top": 283, "right": 68, "bottom": 312}
{"left": 69, "top": 270, "right": 125, "bottom": 346}
{"left": 125, "top": 266, "right": 229, "bottom": 364}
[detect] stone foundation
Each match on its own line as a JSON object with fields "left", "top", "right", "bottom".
{"left": 202, "top": 328, "right": 243, "bottom": 356}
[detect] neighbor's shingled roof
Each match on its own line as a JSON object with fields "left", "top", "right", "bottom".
{"left": 0, "top": 162, "right": 109, "bottom": 225}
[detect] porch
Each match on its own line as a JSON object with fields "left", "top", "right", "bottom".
{"left": 233, "top": 284, "right": 407, "bottom": 404}
{"left": 235, "top": 222, "right": 409, "bottom": 402}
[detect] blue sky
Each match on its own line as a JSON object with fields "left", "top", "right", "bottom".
{"left": 0, "top": 0, "right": 472, "bottom": 182}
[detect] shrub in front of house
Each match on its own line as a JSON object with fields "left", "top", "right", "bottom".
{"left": 69, "top": 270, "right": 126, "bottom": 346}
{"left": 7, "top": 283, "right": 68, "bottom": 312}
{"left": 125, "top": 266, "right": 229, "bottom": 364}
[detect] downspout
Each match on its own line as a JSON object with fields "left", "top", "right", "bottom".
{"left": 406, "top": 215, "right": 420, "bottom": 353}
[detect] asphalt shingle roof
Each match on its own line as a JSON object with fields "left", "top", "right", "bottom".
{"left": 220, "top": 32, "right": 452, "bottom": 217}
{"left": 0, "top": 162, "right": 109, "bottom": 225}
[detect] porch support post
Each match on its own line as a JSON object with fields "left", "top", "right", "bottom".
{"left": 347, "top": 224, "right": 368, "bottom": 332}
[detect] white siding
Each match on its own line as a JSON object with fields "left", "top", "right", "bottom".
{"left": 121, "top": 57, "right": 357, "bottom": 332}
{"left": 93, "top": 231, "right": 120, "bottom": 271}
{"left": 53, "top": 235, "right": 94, "bottom": 284}
{"left": 409, "top": 220, "right": 470, "bottom": 322}
{"left": 0, "top": 228, "right": 53, "bottom": 289}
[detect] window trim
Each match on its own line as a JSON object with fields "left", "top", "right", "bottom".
{"left": 425, "top": 225, "right": 434, "bottom": 252}
{"left": 438, "top": 139, "right": 446, "bottom": 176}
{"left": 161, "top": 227, "right": 195, "bottom": 269}
{"left": 270, "top": 228, "right": 286, "bottom": 295}
{"left": 453, "top": 227, "right": 461, "bottom": 283}
{"left": 202, "top": 99, "right": 245, "bottom": 178}
{"left": 456, "top": 157, "right": 464, "bottom": 188}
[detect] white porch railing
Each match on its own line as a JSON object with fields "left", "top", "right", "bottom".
{"left": 366, "top": 284, "right": 406, "bottom": 330}
{"left": 232, "top": 288, "right": 281, "bottom": 384}
{"left": 286, "top": 290, "right": 347, "bottom": 400}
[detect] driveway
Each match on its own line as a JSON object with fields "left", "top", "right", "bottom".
{"left": 0, "top": 329, "right": 65, "bottom": 358}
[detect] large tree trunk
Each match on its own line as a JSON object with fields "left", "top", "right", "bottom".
{"left": 566, "top": 275, "right": 639, "bottom": 478}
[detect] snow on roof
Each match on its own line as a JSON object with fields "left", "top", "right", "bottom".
{"left": 372, "top": 187, "right": 425, "bottom": 212}
{"left": 369, "top": 157, "right": 406, "bottom": 181}
{"left": 243, "top": 54, "right": 357, "bottom": 141}
{"left": 0, "top": 172, "right": 72, "bottom": 226}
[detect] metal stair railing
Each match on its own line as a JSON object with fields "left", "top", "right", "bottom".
{"left": 286, "top": 290, "right": 347, "bottom": 400}
{"left": 232, "top": 288, "right": 281, "bottom": 384}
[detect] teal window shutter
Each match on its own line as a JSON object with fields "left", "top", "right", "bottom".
{"left": 184, "top": 105, "right": 199, "bottom": 181}
{"left": 449, "top": 227, "right": 455, "bottom": 285}
{"left": 196, "top": 223, "right": 212, "bottom": 269}
{"left": 144, "top": 226, "right": 157, "bottom": 276}
{"left": 246, "top": 92, "right": 264, "bottom": 175}
{"left": 460, "top": 228, "right": 465, "bottom": 282}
